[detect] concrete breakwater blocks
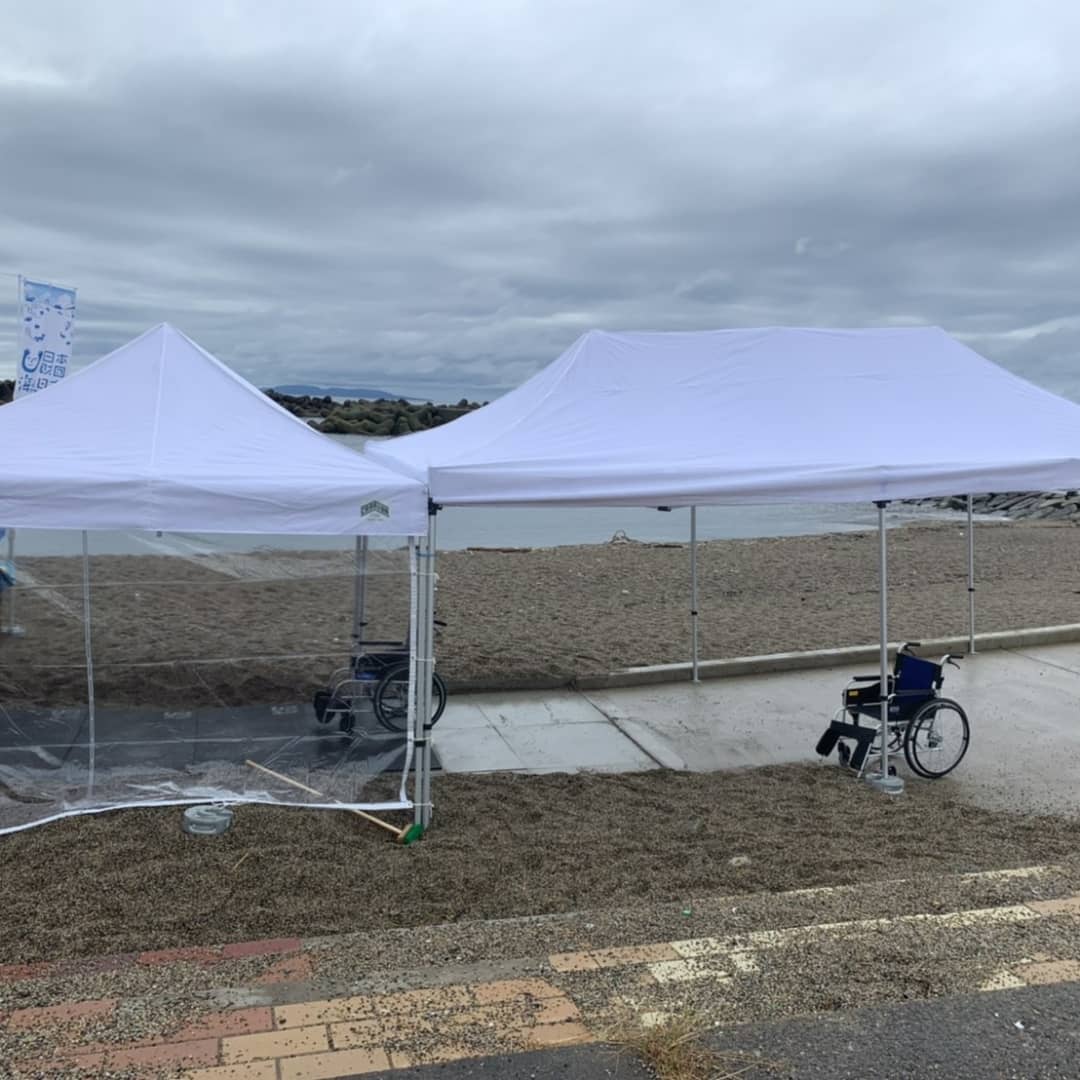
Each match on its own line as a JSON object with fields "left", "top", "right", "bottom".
{"left": 906, "top": 490, "right": 1080, "bottom": 521}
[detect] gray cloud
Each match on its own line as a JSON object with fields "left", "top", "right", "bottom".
{"left": 2, "top": 0, "right": 1080, "bottom": 400}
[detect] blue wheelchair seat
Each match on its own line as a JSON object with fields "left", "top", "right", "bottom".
{"left": 843, "top": 651, "right": 943, "bottom": 724}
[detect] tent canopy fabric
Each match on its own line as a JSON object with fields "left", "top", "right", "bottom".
{"left": 370, "top": 327, "right": 1080, "bottom": 507}
{"left": 0, "top": 324, "right": 427, "bottom": 534}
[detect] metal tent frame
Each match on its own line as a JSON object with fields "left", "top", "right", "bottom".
{"left": 680, "top": 497, "right": 981, "bottom": 678}
{"left": 410, "top": 494, "right": 985, "bottom": 817}
{"left": 0, "top": 528, "right": 423, "bottom": 834}
{"left": 412, "top": 504, "right": 439, "bottom": 826}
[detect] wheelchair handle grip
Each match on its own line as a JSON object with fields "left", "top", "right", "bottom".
{"left": 899, "top": 641, "right": 922, "bottom": 652}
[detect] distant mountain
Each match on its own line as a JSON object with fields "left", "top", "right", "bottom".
{"left": 273, "top": 384, "right": 404, "bottom": 400}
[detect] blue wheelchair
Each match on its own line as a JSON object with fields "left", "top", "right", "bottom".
{"left": 816, "top": 642, "right": 969, "bottom": 779}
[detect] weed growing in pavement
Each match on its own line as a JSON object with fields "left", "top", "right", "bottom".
{"left": 604, "top": 1009, "right": 780, "bottom": 1079}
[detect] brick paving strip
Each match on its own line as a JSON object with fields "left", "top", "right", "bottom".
{"left": 4, "top": 865, "right": 1080, "bottom": 1079}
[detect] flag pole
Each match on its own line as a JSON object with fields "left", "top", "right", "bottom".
{"left": 2, "top": 277, "right": 23, "bottom": 635}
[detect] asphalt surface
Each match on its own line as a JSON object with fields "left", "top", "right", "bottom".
{"left": 363, "top": 982, "right": 1080, "bottom": 1079}
{"left": 371, "top": 1044, "right": 653, "bottom": 1078}
{"left": 711, "top": 981, "right": 1080, "bottom": 1079}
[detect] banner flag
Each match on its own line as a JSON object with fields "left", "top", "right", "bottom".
{"left": 15, "top": 277, "right": 76, "bottom": 398}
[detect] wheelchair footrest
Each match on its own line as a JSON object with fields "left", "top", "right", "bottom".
{"left": 816, "top": 719, "right": 878, "bottom": 771}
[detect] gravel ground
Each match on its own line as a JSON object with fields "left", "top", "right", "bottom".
{"left": 4, "top": 520, "right": 1080, "bottom": 707}
{"left": 300, "top": 864, "right": 1080, "bottom": 986}
{"left": 3, "top": 763, "right": 1080, "bottom": 966}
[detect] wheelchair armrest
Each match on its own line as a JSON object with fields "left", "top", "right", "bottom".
{"left": 850, "top": 675, "right": 879, "bottom": 682}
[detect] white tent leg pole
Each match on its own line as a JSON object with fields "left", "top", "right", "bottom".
{"left": 353, "top": 535, "right": 368, "bottom": 642}
{"left": 414, "top": 503, "right": 439, "bottom": 829}
{"left": 412, "top": 528, "right": 428, "bottom": 828}
{"left": 868, "top": 502, "right": 903, "bottom": 795}
{"left": 3, "top": 528, "right": 23, "bottom": 637}
{"left": 422, "top": 509, "right": 439, "bottom": 827}
{"left": 81, "top": 531, "right": 96, "bottom": 799}
{"left": 5, "top": 529, "right": 11, "bottom": 634}
{"left": 966, "top": 494, "right": 976, "bottom": 655}
{"left": 690, "top": 506, "right": 699, "bottom": 682}
{"left": 400, "top": 538, "right": 419, "bottom": 806}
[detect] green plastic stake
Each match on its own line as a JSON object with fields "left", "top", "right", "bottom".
{"left": 401, "top": 823, "right": 425, "bottom": 846}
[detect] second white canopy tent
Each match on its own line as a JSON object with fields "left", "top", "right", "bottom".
{"left": 370, "top": 327, "right": 1080, "bottom": 814}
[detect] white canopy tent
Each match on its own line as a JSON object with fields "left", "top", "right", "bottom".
{"left": 0, "top": 323, "right": 427, "bottom": 535}
{"left": 0, "top": 324, "right": 429, "bottom": 832}
{"left": 371, "top": 327, "right": 1080, "bottom": 811}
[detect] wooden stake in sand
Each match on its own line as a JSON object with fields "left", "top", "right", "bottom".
{"left": 244, "top": 759, "right": 424, "bottom": 845}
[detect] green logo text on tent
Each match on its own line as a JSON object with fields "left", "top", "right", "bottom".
{"left": 361, "top": 499, "right": 391, "bottom": 520}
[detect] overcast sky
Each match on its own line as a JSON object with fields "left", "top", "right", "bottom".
{"left": 2, "top": 0, "right": 1080, "bottom": 401}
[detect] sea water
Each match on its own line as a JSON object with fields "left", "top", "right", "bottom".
{"left": 6, "top": 498, "right": 975, "bottom": 558}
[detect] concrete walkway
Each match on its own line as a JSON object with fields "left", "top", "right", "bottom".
{"left": 438, "top": 642, "right": 1080, "bottom": 816}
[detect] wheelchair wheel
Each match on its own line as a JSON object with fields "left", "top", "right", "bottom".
{"left": 373, "top": 663, "right": 447, "bottom": 733}
{"left": 903, "top": 698, "right": 969, "bottom": 779}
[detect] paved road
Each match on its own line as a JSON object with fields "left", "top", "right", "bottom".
{"left": 364, "top": 982, "right": 1080, "bottom": 1079}
{"left": 370, "top": 1044, "right": 651, "bottom": 1078}
{"left": 710, "top": 981, "right": 1080, "bottom": 1079}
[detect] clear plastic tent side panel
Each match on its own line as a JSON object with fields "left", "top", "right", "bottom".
{"left": 0, "top": 530, "right": 418, "bottom": 833}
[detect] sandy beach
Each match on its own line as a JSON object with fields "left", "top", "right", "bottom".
{"left": 1, "top": 519, "right": 1078, "bottom": 708}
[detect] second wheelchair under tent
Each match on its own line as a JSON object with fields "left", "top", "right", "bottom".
{"left": 313, "top": 628, "right": 448, "bottom": 736}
